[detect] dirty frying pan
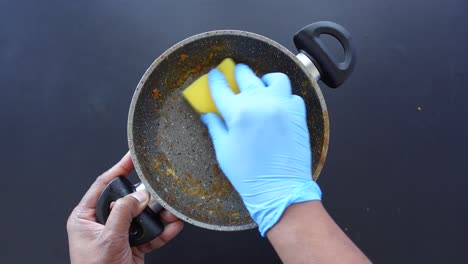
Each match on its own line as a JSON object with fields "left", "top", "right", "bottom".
{"left": 96, "top": 21, "right": 356, "bottom": 246}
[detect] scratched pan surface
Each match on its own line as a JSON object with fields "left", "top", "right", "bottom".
{"left": 128, "top": 30, "right": 329, "bottom": 231}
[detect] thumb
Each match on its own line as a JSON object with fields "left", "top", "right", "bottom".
{"left": 201, "top": 113, "right": 228, "bottom": 144}
{"left": 104, "top": 190, "right": 149, "bottom": 235}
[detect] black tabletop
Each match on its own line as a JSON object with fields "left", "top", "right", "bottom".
{"left": 1, "top": 0, "right": 467, "bottom": 263}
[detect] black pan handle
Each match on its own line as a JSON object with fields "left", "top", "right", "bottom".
{"left": 95, "top": 176, "right": 164, "bottom": 247}
{"left": 293, "top": 21, "right": 356, "bottom": 88}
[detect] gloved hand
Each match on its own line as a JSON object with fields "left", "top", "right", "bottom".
{"left": 201, "top": 64, "right": 322, "bottom": 236}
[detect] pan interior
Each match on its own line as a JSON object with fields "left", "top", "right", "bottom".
{"left": 129, "top": 31, "right": 325, "bottom": 230}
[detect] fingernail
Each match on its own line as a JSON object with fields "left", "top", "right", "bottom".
{"left": 131, "top": 190, "right": 149, "bottom": 204}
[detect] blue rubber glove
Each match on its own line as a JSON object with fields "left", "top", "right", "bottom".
{"left": 201, "top": 64, "right": 322, "bottom": 236}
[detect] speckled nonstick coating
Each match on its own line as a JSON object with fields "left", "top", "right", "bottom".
{"left": 128, "top": 30, "right": 329, "bottom": 231}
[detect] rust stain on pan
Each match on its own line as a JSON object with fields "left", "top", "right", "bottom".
{"left": 180, "top": 53, "right": 189, "bottom": 61}
{"left": 173, "top": 50, "right": 220, "bottom": 88}
{"left": 151, "top": 151, "right": 245, "bottom": 225}
{"left": 210, "top": 164, "right": 234, "bottom": 198}
{"left": 209, "top": 44, "right": 225, "bottom": 51}
{"left": 152, "top": 88, "right": 160, "bottom": 100}
{"left": 153, "top": 153, "right": 233, "bottom": 200}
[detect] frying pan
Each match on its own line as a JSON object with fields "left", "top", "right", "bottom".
{"left": 95, "top": 21, "right": 356, "bottom": 246}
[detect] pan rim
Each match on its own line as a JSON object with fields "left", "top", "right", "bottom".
{"left": 128, "top": 29, "right": 329, "bottom": 231}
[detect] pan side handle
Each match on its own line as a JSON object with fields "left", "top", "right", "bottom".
{"left": 294, "top": 21, "right": 356, "bottom": 88}
{"left": 95, "top": 176, "right": 164, "bottom": 247}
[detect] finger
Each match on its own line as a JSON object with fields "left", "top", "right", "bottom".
{"left": 291, "top": 95, "right": 307, "bottom": 115}
{"left": 77, "top": 151, "right": 134, "bottom": 211}
{"left": 208, "top": 69, "right": 234, "bottom": 119}
{"left": 104, "top": 190, "right": 149, "bottom": 235}
{"left": 261, "top": 72, "right": 292, "bottom": 97}
{"left": 101, "top": 151, "right": 134, "bottom": 180}
{"left": 137, "top": 220, "right": 184, "bottom": 253}
{"left": 201, "top": 113, "right": 228, "bottom": 142}
{"left": 235, "top": 63, "right": 264, "bottom": 93}
{"left": 160, "top": 209, "right": 180, "bottom": 223}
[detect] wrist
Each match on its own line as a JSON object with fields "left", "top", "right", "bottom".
{"left": 243, "top": 180, "right": 322, "bottom": 236}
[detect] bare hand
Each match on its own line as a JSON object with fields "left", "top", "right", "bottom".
{"left": 67, "top": 152, "right": 184, "bottom": 264}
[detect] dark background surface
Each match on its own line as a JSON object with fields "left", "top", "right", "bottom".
{"left": 1, "top": 0, "right": 467, "bottom": 263}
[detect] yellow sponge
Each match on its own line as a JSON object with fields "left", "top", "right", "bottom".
{"left": 182, "top": 58, "right": 239, "bottom": 115}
